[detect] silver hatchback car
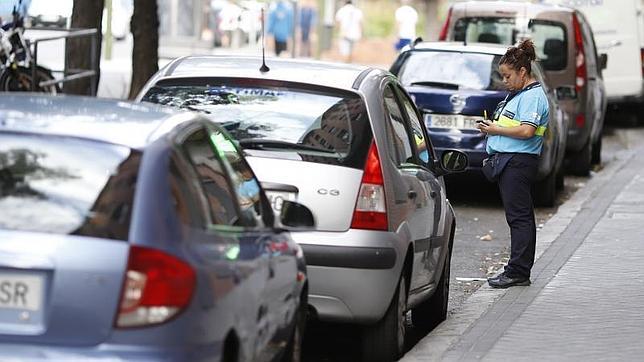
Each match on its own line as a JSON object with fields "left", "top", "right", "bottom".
{"left": 137, "top": 56, "right": 468, "bottom": 361}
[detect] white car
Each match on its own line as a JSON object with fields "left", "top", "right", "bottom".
{"left": 28, "top": 0, "right": 72, "bottom": 28}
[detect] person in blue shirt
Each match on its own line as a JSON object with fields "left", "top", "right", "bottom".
{"left": 477, "top": 39, "right": 549, "bottom": 289}
{"left": 267, "top": 0, "right": 293, "bottom": 57}
{"left": 0, "top": 0, "right": 30, "bottom": 28}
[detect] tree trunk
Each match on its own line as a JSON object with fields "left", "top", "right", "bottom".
{"left": 128, "top": 0, "right": 159, "bottom": 99}
{"left": 65, "top": 0, "right": 104, "bottom": 95}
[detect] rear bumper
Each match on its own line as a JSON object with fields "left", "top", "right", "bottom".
{"left": 291, "top": 229, "right": 407, "bottom": 325}
{"left": 0, "top": 343, "right": 221, "bottom": 361}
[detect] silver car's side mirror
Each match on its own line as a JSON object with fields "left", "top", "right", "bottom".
{"left": 599, "top": 53, "right": 608, "bottom": 71}
{"left": 440, "top": 150, "right": 468, "bottom": 173}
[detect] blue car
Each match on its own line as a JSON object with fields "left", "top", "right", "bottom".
{"left": 0, "top": 94, "right": 312, "bottom": 361}
{"left": 391, "top": 42, "right": 568, "bottom": 206}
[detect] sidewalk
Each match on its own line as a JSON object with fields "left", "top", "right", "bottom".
{"left": 404, "top": 134, "right": 644, "bottom": 361}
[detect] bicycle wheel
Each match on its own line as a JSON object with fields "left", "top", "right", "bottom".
{"left": 0, "top": 66, "right": 59, "bottom": 94}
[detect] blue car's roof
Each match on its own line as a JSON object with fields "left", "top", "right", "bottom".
{"left": 403, "top": 41, "right": 509, "bottom": 55}
{"left": 0, "top": 94, "right": 193, "bottom": 149}
{"left": 155, "top": 55, "right": 372, "bottom": 91}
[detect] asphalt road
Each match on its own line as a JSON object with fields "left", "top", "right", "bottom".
{"left": 302, "top": 121, "right": 639, "bottom": 361}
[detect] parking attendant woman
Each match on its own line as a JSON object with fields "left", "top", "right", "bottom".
{"left": 477, "top": 39, "right": 549, "bottom": 289}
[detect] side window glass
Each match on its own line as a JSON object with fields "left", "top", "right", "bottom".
{"left": 182, "top": 128, "right": 241, "bottom": 226}
{"left": 169, "top": 151, "right": 209, "bottom": 228}
{"left": 383, "top": 85, "right": 415, "bottom": 166}
{"left": 208, "top": 128, "right": 266, "bottom": 228}
{"left": 395, "top": 86, "right": 434, "bottom": 167}
{"left": 529, "top": 20, "right": 567, "bottom": 71}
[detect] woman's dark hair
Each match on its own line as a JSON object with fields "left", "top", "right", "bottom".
{"left": 499, "top": 39, "right": 537, "bottom": 74}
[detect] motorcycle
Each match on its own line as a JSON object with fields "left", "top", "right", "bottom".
{"left": 0, "top": 1, "right": 59, "bottom": 93}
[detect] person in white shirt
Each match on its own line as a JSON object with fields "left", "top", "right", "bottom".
{"left": 394, "top": 0, "right": 418, "bottom": 51}
{"left": 335, "top": 0, "right": 362, "bottom": 63}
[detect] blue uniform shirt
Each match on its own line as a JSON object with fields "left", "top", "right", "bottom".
{"left": 486, "top": 83, "right": 549, "bottom": 155}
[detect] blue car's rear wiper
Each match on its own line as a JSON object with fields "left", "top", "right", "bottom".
{"left": 238, "top": 138, "right": 338, "bottom": 154}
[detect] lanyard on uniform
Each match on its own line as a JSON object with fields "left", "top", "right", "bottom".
{"left": 493, "top": 82, "right": 541, "bottom": 121}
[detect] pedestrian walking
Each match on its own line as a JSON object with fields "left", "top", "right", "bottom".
{"left": 477, "top": 39, "right": 549, "bottom": 289}
{"left": 334, "top": 0, "right": 362, "bottom": 63}
{"left": 298, "top": 0, "right": 316, "bottom": 57}
{"left": 394, "top": 0, "right": 418, "bottom": 51}
{"left": 267, "top": 0, "right": 294, "bottom": 57}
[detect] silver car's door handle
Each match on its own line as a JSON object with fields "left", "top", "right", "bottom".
{"left": 408, "top": 190, "right": 417, "bottom": 199}
{"left": 430, "top": 190, "right": 437, "bottom": 199}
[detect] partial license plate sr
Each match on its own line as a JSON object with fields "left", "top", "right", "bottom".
{"left": 0, "top": 273, "right": 43, "bottom": 312}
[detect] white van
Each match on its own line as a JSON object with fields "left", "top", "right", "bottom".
{"left": 542, "top": 0, "right": 644, "bottom": 107}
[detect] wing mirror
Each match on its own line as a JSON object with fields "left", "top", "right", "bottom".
{"left": 599, "top": 53, "right": 608, "bottom": 71}
{"left": 555, "top": 86, "right": 577, "bottom": 100}
{"left": 434, "top": 149, "right": 468, "bottom": 176}
{"left": 277, "top": 200, "right": 315, "bottom": 229}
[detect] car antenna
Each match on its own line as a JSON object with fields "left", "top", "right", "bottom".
{"left": 259, "top": 7, "right": 270, "bottom": 73}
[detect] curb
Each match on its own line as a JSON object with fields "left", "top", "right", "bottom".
{"left": 401, "top": 146, "right": 636, "bottom": 362}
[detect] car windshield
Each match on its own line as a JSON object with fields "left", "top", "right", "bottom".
{"left": 0, "top": 134, "right": 139, "bottom": 240}
{"left": 142, "top": 81, "right": 372, "bottom": 168}
{"left": 453, "top": 17, "right": 517, "bottom": 45}
{"left": 397, "top": 51, "right": 504, "bottom": 91}
{"left": 453, "top": 17, "right": 568, "bottom": 71}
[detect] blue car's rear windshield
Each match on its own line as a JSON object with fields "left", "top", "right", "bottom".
{"left": 397, "top": 51, "right": 504, "bottom": 91}
{"left": 141, "top": 78, "right": 372, "bottom": 169}
{"left": 0, "top": 133, "right": 139, "bottom": 241}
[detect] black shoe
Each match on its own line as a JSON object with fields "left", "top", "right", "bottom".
{"left": 488, "top": 273, "right": 530, "bottom": 288}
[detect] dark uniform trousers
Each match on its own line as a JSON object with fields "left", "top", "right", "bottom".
{"left": 497, "top": 153, "right": 539, "bottom": 278}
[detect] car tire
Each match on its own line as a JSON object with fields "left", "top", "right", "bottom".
{"left": 281, "top": 290, "right": 306, "bottom": 362}
{"left": 591, "top": 137, "right": 602, "bottom": 165}
{"left": 534, "top": 170, "right": 557, "bottom": 207}
{"left": 411, "top": 235, "right": 452, "bottom": 330}
{"left": 568, "top": 140, "right": 591, "bottom": 176}
{"left": 361, "top": 275, "right": 407, "bottom": 362}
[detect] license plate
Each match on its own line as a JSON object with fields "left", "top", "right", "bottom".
{"left": 425, "top": 114, "right": 483, "bottom": 129}
{"left": 265, "top": 191, "right": 295, "bottom": 212}
{"left": 0, "top": 273, "right": 43, "bottom": 312}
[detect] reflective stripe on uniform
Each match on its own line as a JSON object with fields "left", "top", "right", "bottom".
{"left": 497, "top": 115, "right": 547, "bottom": 137}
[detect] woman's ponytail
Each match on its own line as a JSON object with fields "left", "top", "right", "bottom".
{"left": 500, "top": 39, "right": 537, "bottom": 73}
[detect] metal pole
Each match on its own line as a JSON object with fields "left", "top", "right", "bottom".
{"left": 292, "top": 0, "right": 298, "bottom": 58}
{"left": 90, "top": 32, "right": 97, "bottom": 96}
{"left": 105, "top": 0, "right": 113, "bottom": 60}
{"left": 31, "top": 41, "right": 37, "bottom": 91}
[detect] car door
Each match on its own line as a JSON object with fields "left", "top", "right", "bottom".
{"left": 394, "top": 84, "right": 447, "bottom": 288}
{"left": 178, "top": 125, "right": 273, "bottom": 360}
{"left": 382, "top": 82, "right": 435, "bottom": 291}
{"left": 205, "top": 124, "right": 299, "bottom": 361}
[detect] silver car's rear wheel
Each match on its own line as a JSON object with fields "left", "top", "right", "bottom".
{"left": 361, "top": 275, "right": 407, "bottom": 362}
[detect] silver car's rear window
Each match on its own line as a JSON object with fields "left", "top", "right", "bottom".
{"left": 0, "top": 133, "right": 139, "bottom": 240}
{"left": 142, "top": 79, "right": 372, "bottom": 169}
{"left": 397, "top": 51, "right": 504, "bottom": 91}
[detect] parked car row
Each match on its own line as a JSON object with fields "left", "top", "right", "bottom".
{"left": 0, "top": 3, "right": 611, "bottom": 361}
{"left": 0, "top": 56, "right": 468, "bottom": 361}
